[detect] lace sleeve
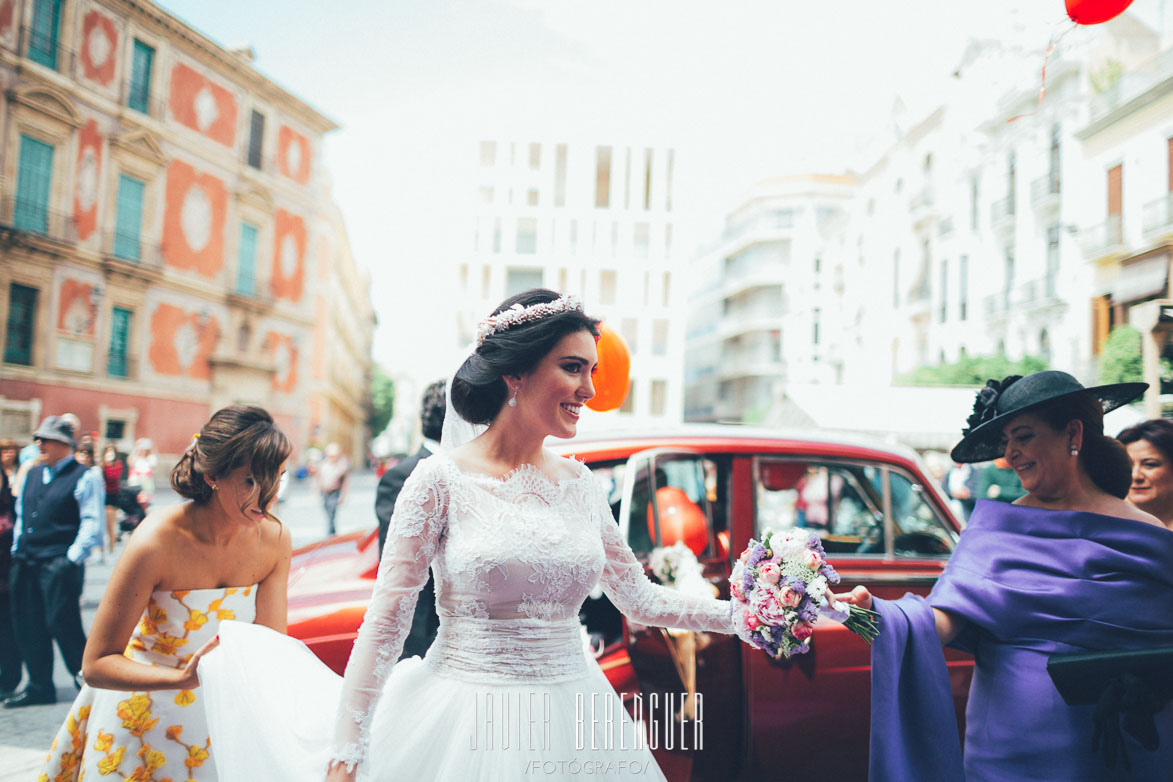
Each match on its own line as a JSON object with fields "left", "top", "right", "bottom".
{"left": 328, "top": 458, "right": 448, "bottom": 773}
{"left": 593, "top": 477, "right": 733, "bottom": 634}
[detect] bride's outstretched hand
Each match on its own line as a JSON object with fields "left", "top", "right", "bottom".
{"left": 830, "top": 585, "right": 874, "bottom": 611}
{"left": 325, "top": 764, "right": 356, "bottom": 782}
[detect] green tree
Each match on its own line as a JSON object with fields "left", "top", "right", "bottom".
{"left": 368, "top": 365, "right": 395, "bottom": 437}
{"left": 898, "top": 353, "right": 1048, "bottom": 386}
{"left": 1099, "top": 325, "right": 1143, "bottom": 385}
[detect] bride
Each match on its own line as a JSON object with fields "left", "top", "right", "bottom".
{"left": 200, "top": 289, "right": 752, "bottom": 781}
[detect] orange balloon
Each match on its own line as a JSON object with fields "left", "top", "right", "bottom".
{"left": 647, "top": 486, "right": 709, "bottom": 555}
{"left": 587, "top": 324, "right": 631, "bottom": 412}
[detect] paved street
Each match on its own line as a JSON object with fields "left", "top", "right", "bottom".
{"left": 0, "top": 469, "right": 379, "bottom": 780}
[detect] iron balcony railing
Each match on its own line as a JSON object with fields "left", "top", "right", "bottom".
{"left": 1030, "top": 172, "right": 1061, "bottom": 204}
{"left": 0, "top": 197, "right": 78, "bottom": 244}
{"left": 1142, "top": 193, "right": 1173, "bottom": 236}
{"left": 102, "top": 230, "right": 164, "bottom": 269}
{"left": 1078, "top": 215, "right": 1125, "bottom": 258}
{"left": 990, "top": 194, "right": 1016, "bottom": 224}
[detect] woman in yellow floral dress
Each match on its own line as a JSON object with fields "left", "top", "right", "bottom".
{"left": 38, "top": 405, "right": 292, "bottom": 782}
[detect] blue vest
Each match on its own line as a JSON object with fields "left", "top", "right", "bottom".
{"left": 16, "top": 459, "right": 86, "bottom": 560}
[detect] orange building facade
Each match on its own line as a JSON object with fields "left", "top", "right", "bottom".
{"left": 0, "top": 0, "right": 374, "bottom": 466}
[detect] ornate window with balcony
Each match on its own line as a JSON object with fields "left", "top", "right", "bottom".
{"left": 13, "top": 134, "right": 54, "bottom": 235}
{"left": 104, "top": 130, "right": 166, "bottom": 270}
{"left": 27, "top": 0, "right": 63, "bottom": 70}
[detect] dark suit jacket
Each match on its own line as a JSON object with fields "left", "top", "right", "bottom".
{"left": 375, "top": 445, "right": 440, "bottom": 659}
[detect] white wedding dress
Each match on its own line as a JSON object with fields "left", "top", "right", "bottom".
{"left": 200, "top": 452, "right": 733, "bottom": 780}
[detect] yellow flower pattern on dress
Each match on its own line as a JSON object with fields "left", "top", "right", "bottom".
{"left": 37, "top": 586, "right": 257, "bottom": 782}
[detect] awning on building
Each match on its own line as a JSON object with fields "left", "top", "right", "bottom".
{"left": 769, "top": 384, "right": 978, "bottom": 453}
{"left": 771, "top": 383, "right": 1147, "bottom": 453}
{"left": 1107, "top": 249, "right": 1170, "bottom": 303}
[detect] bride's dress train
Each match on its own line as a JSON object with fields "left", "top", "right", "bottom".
{"left": 200, "top": 453, "right": 733, "bottom": 780}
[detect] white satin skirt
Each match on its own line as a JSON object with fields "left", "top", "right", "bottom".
{"left": 200, "top": 620, "right": 667, "bottom": 781}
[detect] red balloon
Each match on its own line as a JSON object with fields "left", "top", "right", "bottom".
{"left": 647, "top": 487, "right": 709, "bottom": 556}
{"left": 1065, "top": 0, "right": 1133, "bottom": 25}
{"left": 586, "top": 324, "right": 631, "bottom": 412}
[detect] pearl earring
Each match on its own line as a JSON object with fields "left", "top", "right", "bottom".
{"left": 508, "top": 385, "right": 518, "bottom": 407}
{"left": 1070, "top": 448, "right": 1079, "bottom": 456}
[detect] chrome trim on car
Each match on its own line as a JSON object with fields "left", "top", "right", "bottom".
{"left": 840, "top": 572, "right": 942, "bottom": 585}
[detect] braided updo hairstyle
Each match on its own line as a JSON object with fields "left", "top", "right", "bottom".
{"left": 451, "top": 289, "right": 601, "bottom": 425}
{"left": 1035, "top": 392, "right": 1132, "bottom": 499}
{"left": 170, "top": 405, "right": 292, "bottom": 518}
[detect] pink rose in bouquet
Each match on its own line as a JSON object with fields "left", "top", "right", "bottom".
{"left": 791, "top": 621, "right": 815, "bottom": 641}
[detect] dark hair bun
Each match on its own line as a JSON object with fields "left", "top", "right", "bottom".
{"left": 170, "top": 405, "right": 292, "bottom": 515}
{"left": 451, "top": 289, "right": 600, "bottom": 426}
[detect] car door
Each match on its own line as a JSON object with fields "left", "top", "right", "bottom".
{"left": 612, "top": 448, "right": 744, "bottom": 781}
{"left": 741, "top": 455, "right": 971, "bottom": 779}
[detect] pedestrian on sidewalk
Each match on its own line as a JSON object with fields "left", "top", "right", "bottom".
{"left": 316, "top": 442, "right": 349, "bottom": 536}
{"left": 127, "top": 438, "right": 157, "bottom": 513}
{"left": 4, "top": 416, "right": 104, "bottom": 708}
{"left": 101, "top": 444, "right": 123, "bottom": 555}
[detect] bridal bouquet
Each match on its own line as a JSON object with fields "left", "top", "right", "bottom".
{"left": 730, "top": 528, "right": 879, "bottom": 659}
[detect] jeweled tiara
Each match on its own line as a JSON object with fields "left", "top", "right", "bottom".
{"left": 476, "top": 295, "right": 584, "bottom": 346}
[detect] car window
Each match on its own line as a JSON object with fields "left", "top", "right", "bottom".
{"left": 755, "top": 459, "right": 884, "bottom": 555}
{"left": 888, "top": 470, "right": 957, "bottom": 557}
{"left": 623, "top": 453, "right": 715, "bottom": 559}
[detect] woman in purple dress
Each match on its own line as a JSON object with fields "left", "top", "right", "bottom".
{"left": 842, "top": 371, "right": 1173, "bottom": 781}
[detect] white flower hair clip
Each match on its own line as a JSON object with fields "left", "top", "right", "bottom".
{"left": 475, "top": 295, "right": 584, "bottom": 346}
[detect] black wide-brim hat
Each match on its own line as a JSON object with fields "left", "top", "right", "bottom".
{"left": 950, "top": 370, "right": 1146, "bottom": 463}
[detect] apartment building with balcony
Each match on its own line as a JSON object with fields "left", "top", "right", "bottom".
{"left": 0, "top": 0, "right": 373, "bottom": 461}
{"left": 684, "top": 16, "right": 1170, "bottom": 429}
{"left": 458, "top": 138, "right": 685, "bottom": 428}
{"left": 1077, "top": 42, "right": 1173, "bottom": 414}
{"left": 964, "top": 50, "right": 1103, "bottom": 379}
{"left": 684, "top": 175, "right": 854, "bottom": 422}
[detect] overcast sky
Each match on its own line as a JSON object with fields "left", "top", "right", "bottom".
{"left": 156, "top": 0, "right": 1160, "bottom": 377}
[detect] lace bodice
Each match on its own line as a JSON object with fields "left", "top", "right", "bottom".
{"left": 328, "top": 452, "right": 733, "bottom": 772}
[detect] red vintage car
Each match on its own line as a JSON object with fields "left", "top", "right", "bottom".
{"left": 286, "top": 426, "right": 973, "bottom": 780}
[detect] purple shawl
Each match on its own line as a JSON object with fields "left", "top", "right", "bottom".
{"left": 871, "top": 500, "right": 1173, "bottom": 782}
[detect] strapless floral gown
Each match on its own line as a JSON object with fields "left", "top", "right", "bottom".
{"left": 200, "top": 453, "right": 733, "bottom": 780}
{"left": 37, "top": 586, "right": 256, "bottom": 782}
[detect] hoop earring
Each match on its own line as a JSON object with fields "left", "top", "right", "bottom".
{"left": 508, "top": 385, "right": 519, "bottom": 408}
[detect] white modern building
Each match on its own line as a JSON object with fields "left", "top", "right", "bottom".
{"left": 684, "top": 175, "right": 854, "bottom": 422}
{"left": 457, "top": 139, "right": 688, "bottom": 428}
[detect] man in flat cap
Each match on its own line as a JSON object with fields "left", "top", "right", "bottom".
{"left": 4, "top": 416, "right": 104, "bottom": 707}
